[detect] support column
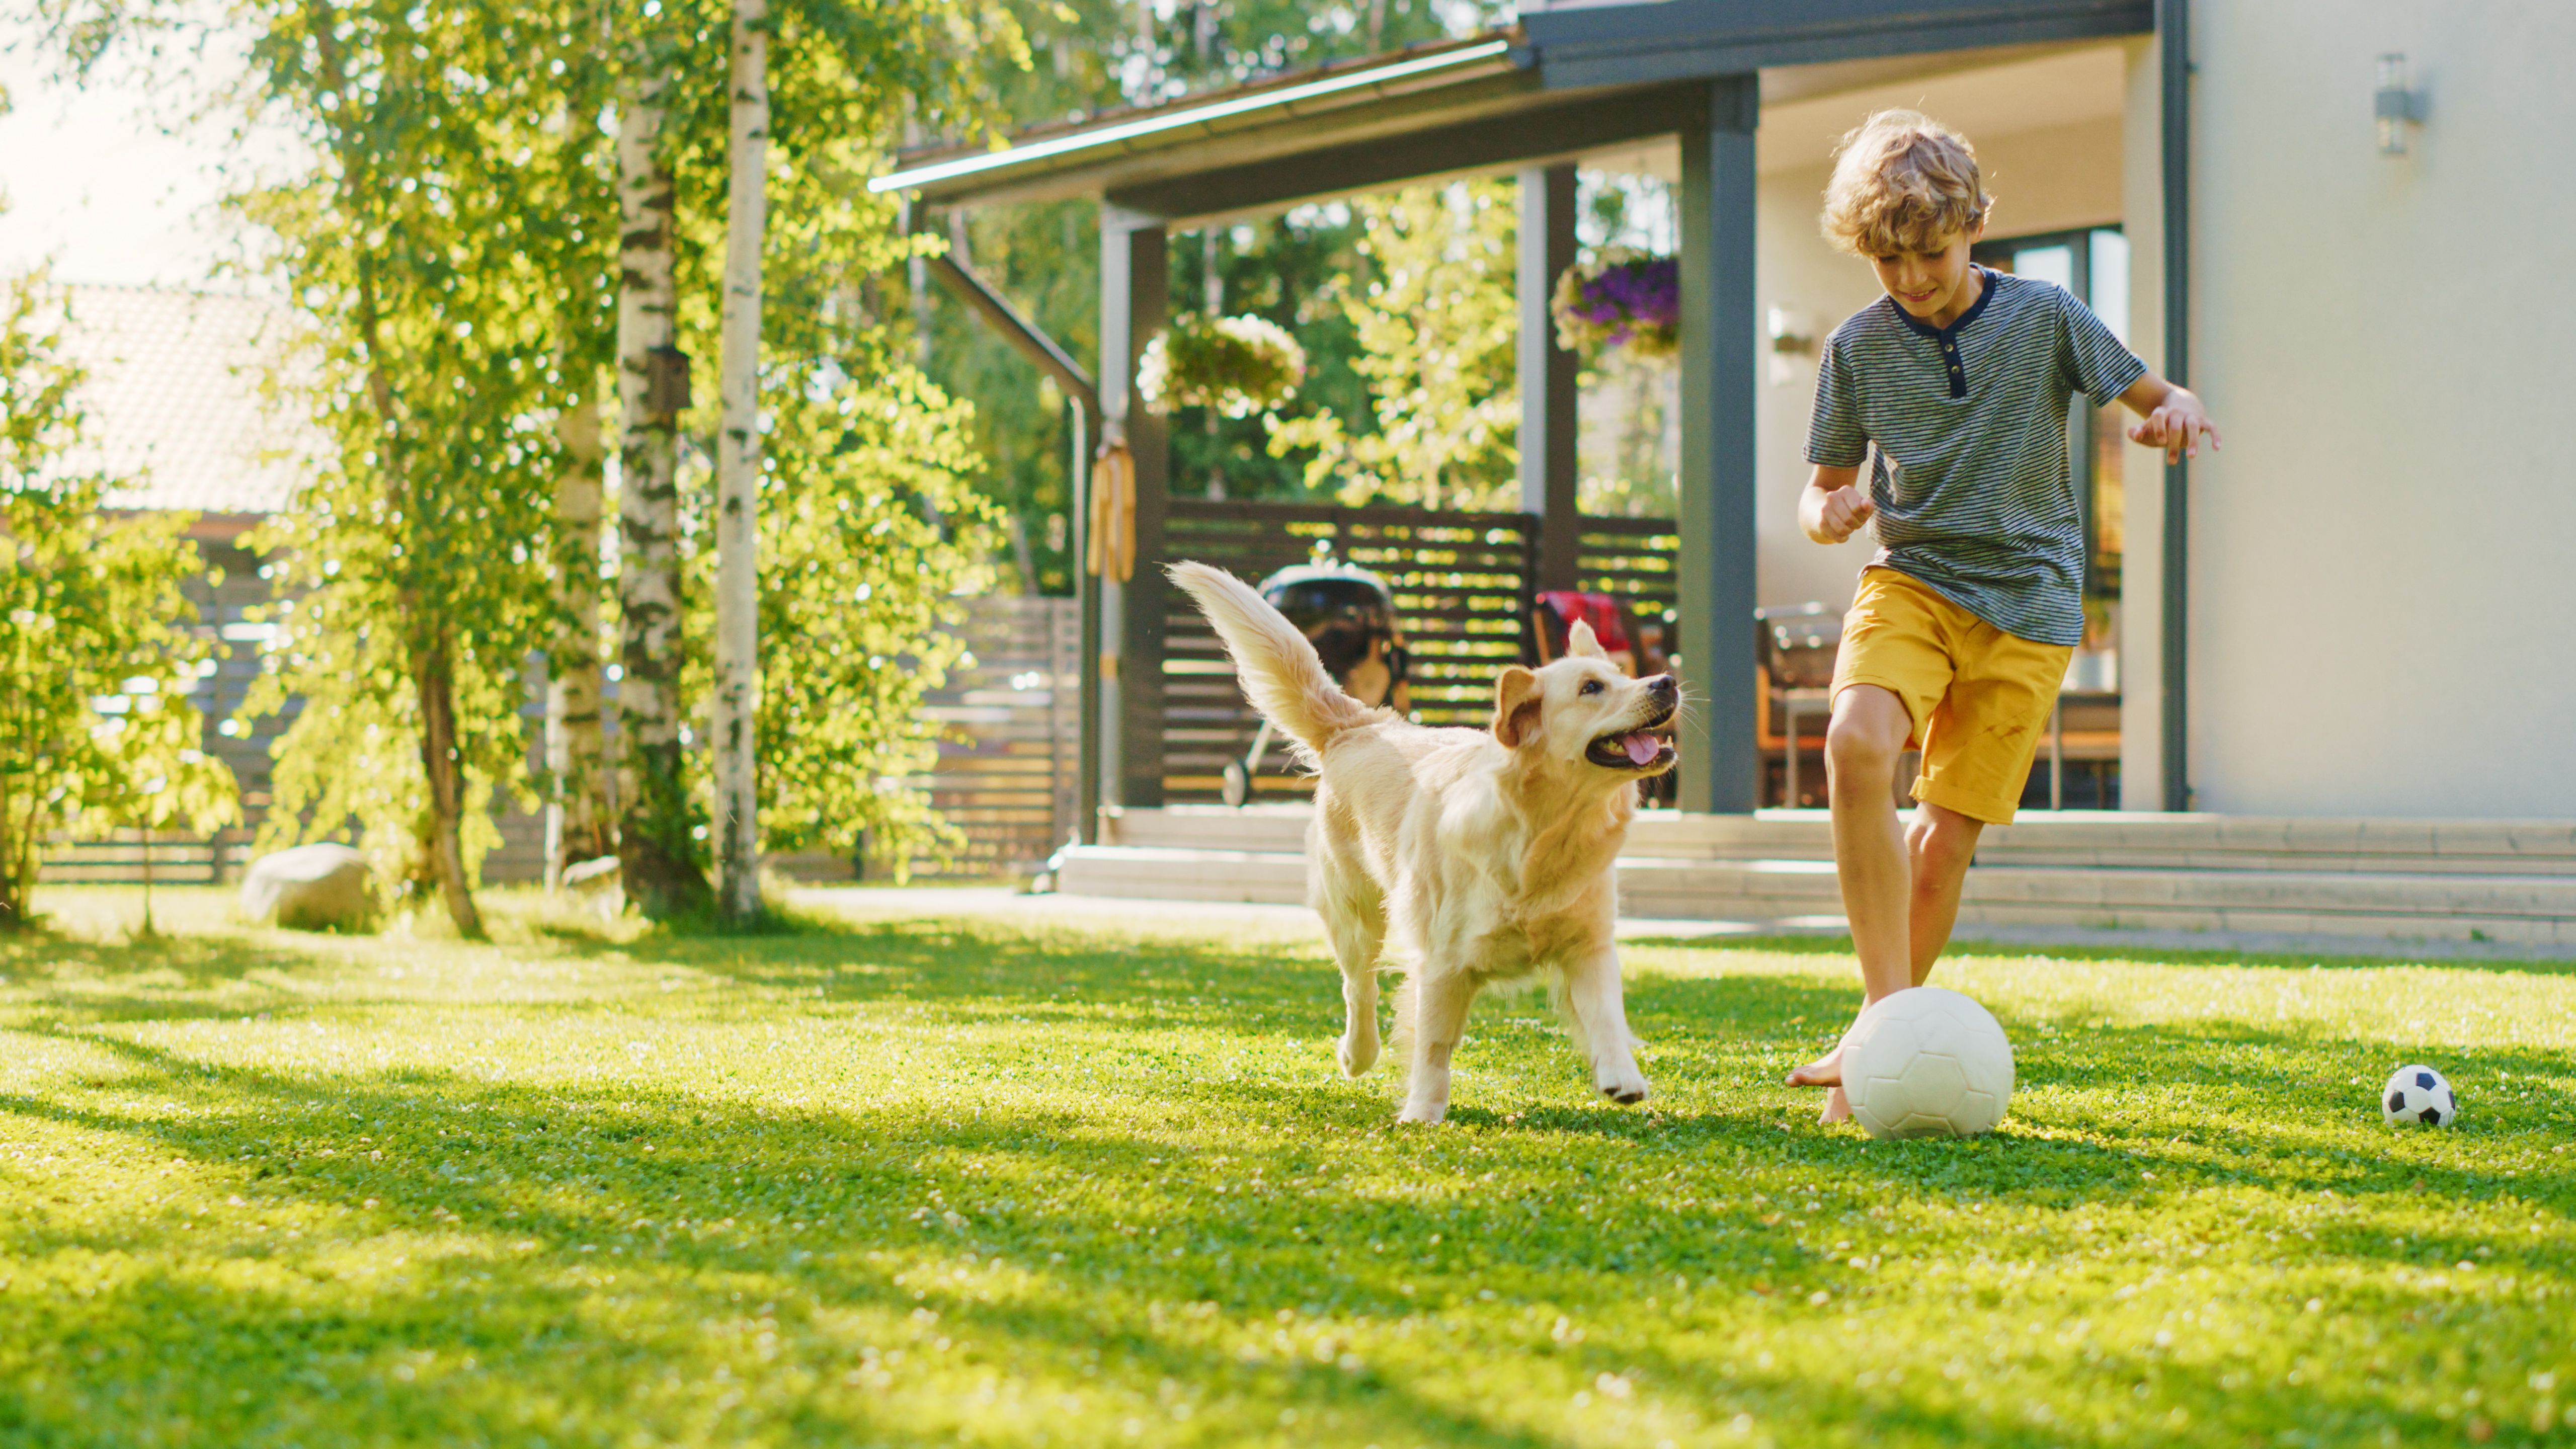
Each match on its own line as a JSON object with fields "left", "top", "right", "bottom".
{"left": 1098, "top": 207, "right": 1169, "bottom": 812}
{"left": 2156, "top": 0, "right": 2192, "bottom": 812}
{"left": 1676, "top": 75, "right": 1760, "bottom": 814}
{"left": 1518, "top": 164, "right": 1581, "bottom": 593}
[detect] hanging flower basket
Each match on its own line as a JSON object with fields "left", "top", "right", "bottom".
{"left": 1550, "top": 248, "right": 1680, "bottom": 359}
{"left": 1138, "top": 312, "right": 1308, "bottom": 419}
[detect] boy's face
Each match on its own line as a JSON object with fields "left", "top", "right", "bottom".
{"left": 1869, "top": 223, "right": 1983, "bottom": 325}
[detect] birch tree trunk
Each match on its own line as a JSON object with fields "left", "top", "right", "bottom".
{"left": 711, "top": 0, "right": 769, "bottom": 923}
{"left": 614, "top": 72, "right": 710, "bottom": 919}
{"left": 544, "top": 392, "right": 612, "bottom": 889}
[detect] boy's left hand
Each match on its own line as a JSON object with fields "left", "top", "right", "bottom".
{"left": 2125, "top": 384, "right": 2222, "bottom": 462}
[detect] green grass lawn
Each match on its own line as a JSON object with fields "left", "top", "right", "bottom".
{"left": 3, "top": 886, "right": 2571, "bottom": 1448}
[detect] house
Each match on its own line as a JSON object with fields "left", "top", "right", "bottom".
{"left": 43, "top": 285, "right": 562, "bottom": 883}
{"left": 874, "top": 0, "right": 2576, "bottom": 945}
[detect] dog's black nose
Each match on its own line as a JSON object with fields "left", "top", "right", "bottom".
{"left": 1647, "top": 674, "right": 1678, "bottom": 701}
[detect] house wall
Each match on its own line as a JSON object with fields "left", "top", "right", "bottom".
{"left": 1752, "top": 109, "right": 2126, "bottom": 615}
{"left": 2185, "top": 0, "right": 2576, "bottom": 815}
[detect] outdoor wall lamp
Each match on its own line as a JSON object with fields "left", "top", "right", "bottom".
{"left": 2375, "top": 53, "right": 2426, "bottom": 156}
{"left": 1767, "top": 307, "right": 1814, "bottom": 384}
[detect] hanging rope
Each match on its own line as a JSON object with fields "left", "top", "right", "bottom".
{"left": 1087, "top": 437, "right": 1136, "bottom": 583}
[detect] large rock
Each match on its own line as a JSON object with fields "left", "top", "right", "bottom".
{"left": 240, "top": 843, "right": 376, "bottom": 930}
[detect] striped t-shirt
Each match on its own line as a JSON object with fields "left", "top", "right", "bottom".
{"left": 1805, "top": 268, "right": 2146, "bottom": 647}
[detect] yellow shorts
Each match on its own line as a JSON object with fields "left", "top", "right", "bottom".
{"left": 1830, "top": 568, "right": 2072, "bottom": 827}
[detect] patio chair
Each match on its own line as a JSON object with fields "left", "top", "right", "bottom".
{"left": 1756, "top": 602, "right": 1842, "bottom": 808}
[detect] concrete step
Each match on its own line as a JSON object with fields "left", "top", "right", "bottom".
{"left": 1055, "top": 846, "right": 1307, "bottom": 905}
{"left": 1102, "top": 806, "right": 2576, "bottom": 876}
{"left": 1055, "top": 844, "right": 2576, "bottom": 948}
{"left": 1620, "top": 858, "right": 2576, "bottom": 947}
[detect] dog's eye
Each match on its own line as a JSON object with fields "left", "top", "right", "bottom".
{"left": 1579, "top": 678, "right": 1603, "bottom": 695}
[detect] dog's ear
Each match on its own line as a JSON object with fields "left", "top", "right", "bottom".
{"left": 1567, "top": 619, "right": 1608, "bottom": 661}
{"left": 1491, "top": 665, "right": 1544, "bottom": 748}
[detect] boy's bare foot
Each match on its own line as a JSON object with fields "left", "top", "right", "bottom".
{"left": 1786, "top": 1046, "right": 1842, "bottom": 1088}
{"left": 1819, "top": 1085, "right": 1852, "bottom": 1123}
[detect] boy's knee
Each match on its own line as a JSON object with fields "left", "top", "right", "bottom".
{"left": 1824, "top": 715, "right": 1901, "bottom": 782}
{"left": 1907, "top": 811, "right": 1982, "bottom": 877}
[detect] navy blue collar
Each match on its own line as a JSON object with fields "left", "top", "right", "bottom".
{"left": 1888, "top": 265, "right": 1998, "bottom": 341}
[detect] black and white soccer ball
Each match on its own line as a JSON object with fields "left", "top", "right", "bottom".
{"left": 2382, "top": 1065, "right": 2457, "bottom": 1127}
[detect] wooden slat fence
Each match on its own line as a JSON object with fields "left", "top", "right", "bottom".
{"left": 873, "top": 595, "right": 1081, "bottom": 879}
{"left": 1578, "top": 516, "right": 1682, "bottom": 643}
{"left": 1156, "top": 500, "right": 1676, "bottom": 805}
{"left": 44, "top": 567, "right": 1076, "bottom": 887}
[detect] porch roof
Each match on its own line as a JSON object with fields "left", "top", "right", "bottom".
{"left": 871, "top": 0, "right": 2151, "bottom": 222}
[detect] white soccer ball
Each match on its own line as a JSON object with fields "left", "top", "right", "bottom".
{"left": 1842, "top": 986, "right": 2016, "bottom": 1140}
{"left": 2383, "top": 1065, "right": 2458, "bottom": 1127}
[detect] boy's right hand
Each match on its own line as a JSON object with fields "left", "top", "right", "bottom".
{"left": 1816, "top": 484, "right": 1876, "bottom": 543}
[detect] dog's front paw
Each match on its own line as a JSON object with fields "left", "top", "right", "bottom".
{"left": 1394, "top": 1100, "right": 1449, "bottom": 1125}
{"left": 1596, "top": 1066, "right": 1650, "bottom": 1106}
{"left": 1337, "top": 1030, "right": 1380, "bottom": 1078}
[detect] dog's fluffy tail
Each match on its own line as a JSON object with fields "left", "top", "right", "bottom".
{"left": 1167, "top": 561, "right": 1378, "bottom": 759}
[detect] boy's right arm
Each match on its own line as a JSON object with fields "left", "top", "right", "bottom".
{"left": 1800, "top": 464, "right": 1872, "bottom": 544}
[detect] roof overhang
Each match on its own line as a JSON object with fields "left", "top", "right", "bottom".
{"left": 874, "top": 0, "right": 2150, "bottom": 223}
{"left": 1523, "top": 0, "right": 2151, "bottom": 90}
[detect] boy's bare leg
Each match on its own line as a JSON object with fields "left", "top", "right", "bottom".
{"left": 1787, "top": 685, "right": 1915, "bottom": 1120}
{"left": 1905, "top": 803, "right": 1986, "bottom": 983}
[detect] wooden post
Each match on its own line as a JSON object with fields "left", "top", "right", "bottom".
{"left": 1518, "top": 164, "right": 1581, "bottom": 594}
{"left": 1098, "top": 208, "right": 1168, "bottom": 812}
{"left": 1676, "top": 75, "right": 1760, "bottom": 814}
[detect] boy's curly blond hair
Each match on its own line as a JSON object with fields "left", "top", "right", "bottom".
{"left": 1821, "top": 110, "right": 1992, "bottom": 257}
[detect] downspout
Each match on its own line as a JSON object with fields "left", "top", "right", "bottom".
{"left": 2158, "top": 0, "right": 2190, "bottom": 812}
{"left": 902, "top": 205, "right": 1104, "bottom": 845}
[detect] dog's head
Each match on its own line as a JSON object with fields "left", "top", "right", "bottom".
{"left": 1489, "top": 621, "right": 1679, "bottom": 780}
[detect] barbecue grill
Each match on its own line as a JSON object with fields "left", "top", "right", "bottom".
{"left": 1220, "top": 561, "right": 1409, "bottom": 808}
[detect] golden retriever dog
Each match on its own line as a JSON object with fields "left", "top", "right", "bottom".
{"left": 1168, "top": 562, "right": 1679, "bottom": 1124}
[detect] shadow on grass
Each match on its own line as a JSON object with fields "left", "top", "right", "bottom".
{"left": 0, "top": 1035, "right": 1584, "bottom": 1447}
{"left": 0, "top": 927, "right": 321, "bottom": 993}
{"left": 3, "top": 912, "right": 2571, "bottom": 1446}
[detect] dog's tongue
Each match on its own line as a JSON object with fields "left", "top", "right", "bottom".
{"left": 1622, "top": 732, "right": 1660, "bottom": 765}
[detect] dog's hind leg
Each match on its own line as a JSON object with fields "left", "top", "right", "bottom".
{"left": 1395, "top": 967, "right": 1479, "bottom": 1124}
{"left": 1329, "top": 861, "right": 1391, "bottom": 1067}
{"left": 1323, "top": 894, "right": 1388, "bottom": 1078}
{"left": 1561, "top": 948, "right": 1650, "bottom": 1106}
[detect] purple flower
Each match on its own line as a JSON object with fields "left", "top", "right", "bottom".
{"left": 1550, "top": 252, "right": 1682, "bottom": 357}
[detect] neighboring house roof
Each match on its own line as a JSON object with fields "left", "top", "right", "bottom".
{"left": 54, "top": 284, "right": 322, "bottom": 517}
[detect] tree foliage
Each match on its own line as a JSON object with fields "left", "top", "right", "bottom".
{"left": 212, "top": 0, "right": 601, "bottom": 933}
{"left": 43, "top": 0, "right": 1016, "bottom": 922}
{"left": 919, "top": 1, "right": 1515, "bottom": 564}
{"left": 743, "top": 371, "right": 996, "bottom": 861}
{"left": 1264, "top": 180, "right": 1520, "bottom": 511}
{"left": 653, "top": 0, "right": 1013, "bottom": 876}
{"left": 0, "top": 274, "right": 232, "bottom": 929}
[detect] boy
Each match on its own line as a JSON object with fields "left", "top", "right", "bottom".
{"left": 1786, "top": 112, "right": 2219, "bottom": 1122}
